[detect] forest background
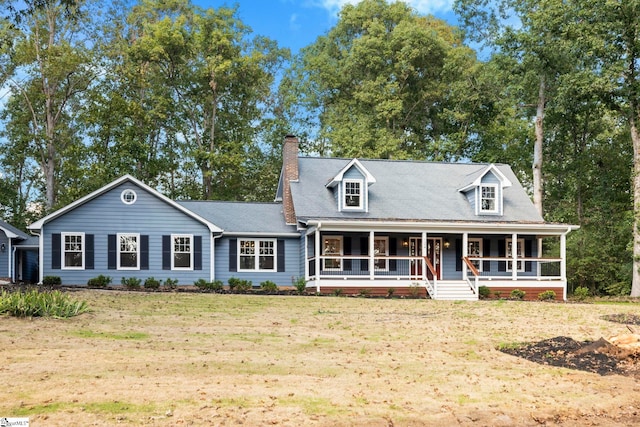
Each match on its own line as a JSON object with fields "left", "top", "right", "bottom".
{"left": 1, "top": 0, "right": 639, "bottom": 296}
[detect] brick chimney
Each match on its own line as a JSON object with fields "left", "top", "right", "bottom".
{"left": 282, "top": 135, "right": 299, "bottom": 225}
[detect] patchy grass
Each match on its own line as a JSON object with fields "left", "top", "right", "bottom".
{"left": 0, "top": 291, "right": 639, "bottom": 426}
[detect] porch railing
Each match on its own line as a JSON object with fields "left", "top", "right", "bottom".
{"left": 307, "top": 255, "right": 432, "bottom": 280}
{"left": 462, "top": 257, "right": 480, "bottom": 296}
{"left": 464, "top": 257, "right": 563, "bottom": 280}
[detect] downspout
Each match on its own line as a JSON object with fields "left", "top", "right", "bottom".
{"left": 211, "top": 233, "right": 222, "bottom": 282}
{"left": 6, "top": 240, "right": 12, "bottom": 281}
{"left": 11, "top": 245, "right": 17, "bottom": 283}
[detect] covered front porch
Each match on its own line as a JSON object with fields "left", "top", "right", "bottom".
{"left": 303, "top": 221, "right": 575, "bottom": 300}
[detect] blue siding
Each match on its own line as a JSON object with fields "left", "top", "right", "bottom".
{"left": 215, "top": 236, "right": 301, "bottom": 287}
{"left": 42, "top": 182, "right": 212, "bottom": 286}
{"left": 0, "top": 232, "right": 8, "bottom": 277}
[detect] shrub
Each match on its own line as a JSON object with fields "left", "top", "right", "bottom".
{"left": 573, "top": 286, "right": 590, "bottom": 301}
{"left": 164, "top": 278, "right": 179, "bottom": 290}
{"left": 333, "top": 288, "right": 344, "bottom": 297}
{"left": 409, "top": 283, "right": 422, "bottom": 299}
{"left": 260, "top": 280, "right": 279, "bottom": 293}
{"left": 42, "top": 276, "right": 61, "bottom": 286}
{"left": 478, "top": 285, "right": 491, "bottom": 299}
{"left": 194, "top": 279, "right": 223, "bottom": 292}
{"left": 235, "top": 279, "right": 252, "bottom": 293}
{"left": 143, "top": 277, "right": 161, "bottom": 290}
{"left": 227, "top": 277, "right": 240, "bottom": 292}
{"left": 87, "top": 275, "right": 111, "bottom": 288}
{"left": 510, "top": 289, "right": 525, "bottom": 300}
{"left": 358, "top": 288, "right": 372, "bottom": 297}
{"left": 121, "top": 277, "right": 141, "bottom": 290}
{"left": 0, "top": 289, "right": 88, "bottom": 318}
{"left": 387, "top": 288, "right": 396, "bottom": 298}
{"left": 293, "top": 277, "right": 307, "bottom": 295}
{"left": 538, "top": 290, "right": 556, "bottom": 301}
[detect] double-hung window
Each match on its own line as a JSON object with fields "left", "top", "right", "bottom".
{"left": 322, "top": 236, "right": 342, "bottom": 270}
{"left": 467, "top": 238, "right": 483, "bottom": 271}
{"left": 344, "top": 179, "right": 362, "bottom": 209}
{"left": 506, "top": 238, "right": 524, "bottom": 272}
{"left": 173, "top": 235, "right": 193, "bottom": 269}
{"left": 374, "top": 237, "right": 388, "bottom": 271}
{"left": 62, "top": 232, "right": 84, "bottom": 269}
{"left": 480, "top": 184, "right": 498, "bottom": 214}
{"left": 118, "top": 233, "right": 139, "bottom": 269}
{"left": 238, "top": 239, "right": 276, "bottom": 271}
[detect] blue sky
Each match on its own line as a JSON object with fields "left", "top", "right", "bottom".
{"left": 200, "top": 0, "right": 458, "bottom": 53}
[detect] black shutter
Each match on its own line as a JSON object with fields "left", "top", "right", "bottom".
{"left": 360, "top": 237, "right": 369, "bottom": 271}
{"left": 277, "top": 239, "right": 285, "bottom": 272}
{"left": 229, "top": 239, "right": 237, "bottom": 272}
{"left": 455, "top": 239, "right": 462, "bottom": 271}
{"left": 162, "top": 235, "right": 171, "bottom": 270}
{"left": 85, "top": 234, "right": 94, "bottom": 270}
{"left": 194, "top": 236, "right": 202, "bottom": 270}
{"left": 141, "top": 235, "right": 149, "bottom": 270}
{"left": 389, "top": 238, "right": 397, "bottom": 272}
{"left": 525, "top": 239, "right": 533, "bottom": 272}
{"left": 498, "top": 239, "right": 506, "bottom": 272}
{"left": 108, "top": 234, "right": 117, "bottom": 270}
{"left": 483, "top": 239, "right": 491, "bottom": 272}
{"left": 51, "top": 234, "right": 61, "bottom": 269}
{"left": 343, "top": 237, "right": 352, "bottom": 270}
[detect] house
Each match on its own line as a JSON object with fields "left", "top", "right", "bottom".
{"left": 27, "top": 135, "right": 577, "bottom": 300}
{"left": 0, "top": 219, "right": 39, "bottom": 284}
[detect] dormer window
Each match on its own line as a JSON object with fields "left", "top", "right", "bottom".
{"left": 480, "top": 184, "right": 498, "bottom": 213}
{"left": 344, "top": 179, "right": 363, "bottom": 209}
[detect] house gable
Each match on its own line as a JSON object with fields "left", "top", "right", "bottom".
{"left": 458, "top": 164, "right": 513, "bottom": 217}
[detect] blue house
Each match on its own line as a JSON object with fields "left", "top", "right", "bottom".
{"left": 27, "top": 135, "right": 577, "bottom": 300}
{"left": 0, "top": 220, "right": 39, "bottom": 284}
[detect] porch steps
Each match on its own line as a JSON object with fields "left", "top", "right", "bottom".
{"left": 432, "top": 281, "right": 478, "bottom": 301}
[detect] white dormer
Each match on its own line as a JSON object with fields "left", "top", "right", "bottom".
{"left": 458, "top": 164, "right": 512, "bottom": 216}
{"left": 326, "top": 159, "right": 376, "bottom": 212}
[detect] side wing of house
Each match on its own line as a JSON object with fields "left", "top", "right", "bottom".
{"left": 35, "top": 180, "right": 215, "bottom": 286}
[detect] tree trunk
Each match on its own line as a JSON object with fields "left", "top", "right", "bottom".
{"left": 631, "top": 112, "right": 640, "bottom": 297}
{"left": 533, "top": 76, "right": 545, "bottom": 218}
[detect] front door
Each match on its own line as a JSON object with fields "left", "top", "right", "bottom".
{"left": 409, "top": 237, "right": 422, "bottom": 277}
{"left": 426, "top": 238, "right": 442, "bottom": 280}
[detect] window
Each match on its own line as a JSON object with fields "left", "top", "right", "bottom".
{"left": 62, "top": 233, "right": 84, "bottom": 269}
{"left": 173, "top": 235, "right": 193, "bottom": 269}
{"left": 121, "top": 189, "right": 137, "bottom": 205}
{"left": 344, "top": 180, "right": 362, "bottom": 209}
{"left": 480, "top": 184, "right": 498, "bottom": 213}
{"left": 467, "top": 238, "right": 483, "bottom": 271}
{"left": 506, "top": 238, "right": 524, "bottom": 272}
{"left": 239, "top": 239, "right": 276, "bottom": 271}
{"left": 118, "top": 233, "right": 139, "bottom": 269}
{"left": 374, "top": 237, "right": 388, "bottom": 270}
{"left": 323, "top": 236, "right": 342, "bottom": 270}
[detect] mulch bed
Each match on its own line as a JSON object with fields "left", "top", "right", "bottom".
{"left": 500, "top": 314, "right": 640, "bottom": 378}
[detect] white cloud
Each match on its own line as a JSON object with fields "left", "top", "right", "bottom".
{"left": 290, "top": 13, "right": 301, "bottom": 31}
{"left": 311, "top": 0, "right": 454, "bottom": 16}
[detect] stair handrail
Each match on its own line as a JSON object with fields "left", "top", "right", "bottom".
{"left": 462, "top": 256, "right": 479, "bottom": 295}
{"left": 422, "top": 256, "right": 438, "bottom": 299}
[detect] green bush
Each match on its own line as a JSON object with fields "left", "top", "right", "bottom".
{"left": 42, "top": 276, "right": 61, "bottom": 286}
{"left": 292, "top": 277, "right": 307, "bottom": 295}
{"left": 387, "top": 288, "right": 396, "bottom": 298}
{"left": 409, "top": 283, "right": 422, "bottom": 299}
{"left": 538, "top": 290, "right": 556, "bottom": 301}
{"left": 164, "top": 278, "right": 179, "bottom": 290}
{"left": 194, "top": 279, "right": 224, "bottom": 292}
{"left": 228, "top": 277, "right": 251, "bottom": 293}
{"left": 573, "top": 286, "right": 590, "bottom": 301}
{"left": 478, "top": 285, "right": 491, "bottom": 299}
{"left": 143, "top": 277, "right": 161, "bottom": 290}
{"left": 510, "top": 289, "right": 526, "bottom": 300}
{"left": 87, "top": 275, "right": 111, "bottom": 288}
{"left": 0, "top": 289, "right": 88, "bottom": 318}
{"left": 121, "top": 277, "right": 141, "bottom": 290}
{"left": 333, "top": 288, "right": 344, "bottom": 297}
{"left": 260, "top": 280, "right": 279, "bottom": 293}
{"left": 358, "top": 288, "right": 372, "bottom": 297}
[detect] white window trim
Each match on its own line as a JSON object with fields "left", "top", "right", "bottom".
{"left": 506, "top": 238, "right": 525, "bottom": 272}
{"left": 468, "top": 238, "right": 483, "bottom": 272}
{"left": 121, "top": 189, "right": 137, "bottom": 205}
{"left": 343, "top": 179, "right": 363, "bottom": 210}
{"left": 172, "top": 234, "right": 194, "bottom": 270}
{"left": 322, "top": 235, "right": 343, "bottom": 271}
{"left": 478, "top": 184, "right": 499, "bottom": 214}
{"left": 374, "top": 236, "right": 389, "bottom": 271}
{"left": 238, "top": 238, "right": 277, "bottom": 272}
{"left": 117, "top": 233, "right": 140, "bottom": 270}
{"left": 62, "top": 232, "right": 85, "bottom": 270}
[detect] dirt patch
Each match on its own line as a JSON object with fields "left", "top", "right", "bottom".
{"left": 501, "top": 313, "right": 640, "bottom": 378}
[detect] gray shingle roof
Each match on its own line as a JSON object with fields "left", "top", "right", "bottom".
{"left": 0, "top": 220, "right": 29, "bottom": 240}
{"left": 177, "top": 201, "right": 298, "bottom": 234}
{"left": 290, "top": 157, "right": 544, "bottom": 223}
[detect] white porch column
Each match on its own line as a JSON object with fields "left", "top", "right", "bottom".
{"left": 512, "top": 232, "right": 518, "bottom": 281}
{"left": 369, "top": 231, "right": 375, "bottom": 280}
{"left": 560, "top": 232, "right": 567, "bottom": 281}
{"left": 421, "top": 231, "right": 427, "bottom": 281}
{"left": 462, "top": 232, "right": 468, "bottom": 280}
{"left": 315, "top": 227, "right": 321, "bottom": 293}
{"left": 537, "top": 236, "right": 543, "bottom": 278}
